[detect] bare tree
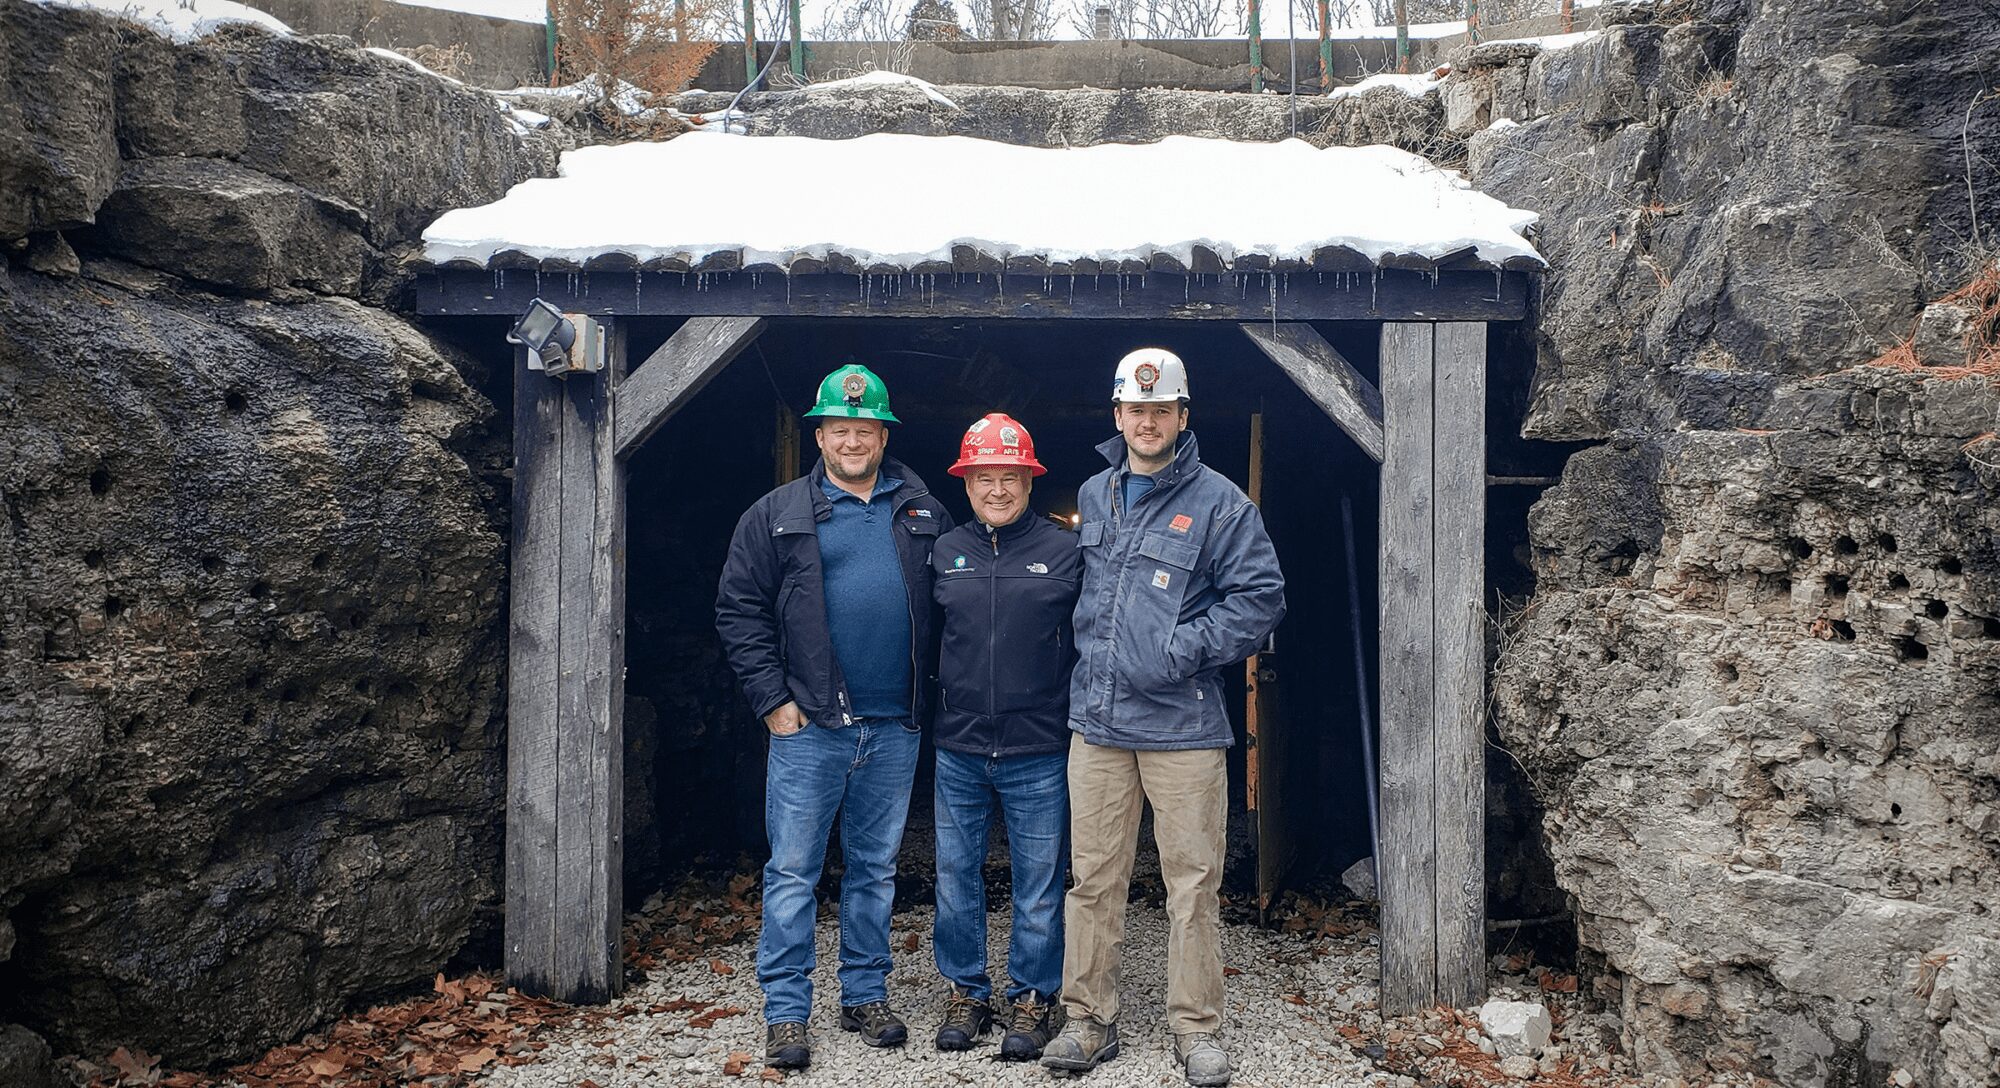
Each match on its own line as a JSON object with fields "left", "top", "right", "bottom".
{"left": 967, "top": 0, "right": 1063, "bottom": 39}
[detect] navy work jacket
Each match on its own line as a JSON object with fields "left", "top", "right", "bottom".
{"left": 1068, "top": 432, "right": 1287, "bottom": 750}
{"left": 715, "top": 456, "right": 950, "bottom": 729}
{"left": 932, "top": 511, "right": 1082, "bottom": 758}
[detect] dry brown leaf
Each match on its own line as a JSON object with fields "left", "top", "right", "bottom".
{"left": 108, "top": 1046, "right": 160, "bottom": 1084}
{"left": 579, "top": 1079, "right": 605, "bottom": 1088}
{"left": 723, "top": 1049, "right": 756, "bottom": 1076}
{"left": 901, "top": 932, "right": 919, "bottom": 953}
{"left": 759, "top": 1068, "right": 787, "bottom": 1082}
{"left": 1222, "top": 966, "right": 1242, "bottom": 977}
{"left": 710, "top": 958, "right": 736, "bottom": 975}
{"left": 306, "top": 1046, "right": 352, "bottom": 1077}
{"left": 458, "top": 1046, "right": 500, "bottom": 1072}
{"left": 1282, "top": 993, "right": 1306, "bottom": 1006}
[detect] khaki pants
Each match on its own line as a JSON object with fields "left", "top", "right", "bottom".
{"left": 1060, "top": 733, "right": 1227, "bottom": 1035}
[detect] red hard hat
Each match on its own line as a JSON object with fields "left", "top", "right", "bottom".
{"left": 949, "top": 412, "right": 1047, "bottom": 477}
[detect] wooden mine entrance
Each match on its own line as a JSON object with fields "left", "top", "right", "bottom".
{"left": 417, "top": 264, "right": 1531, "bottom": 1016}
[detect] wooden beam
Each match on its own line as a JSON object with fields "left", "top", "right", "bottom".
{"left": 416, "top": 269, "right": 1533, "bottom": 322}
{"left": 1377, "top": 321, "right": 1437, "bottom": 1014}
{"left": 1431, "top": 321, "right": 1487, "bottom": 1009}
{"left": 1239, "top": 322, "right": 1386, "bottom": 462}
{"left": 613, "top": 317, "right": 767, "bottom": 458}
{"left": 506, "top": 323, "right": 628, "bottom": 1004}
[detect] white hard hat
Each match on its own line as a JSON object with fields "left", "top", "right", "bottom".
{"left": 1111, "top": 347, "right": 1190, "bottom": 403}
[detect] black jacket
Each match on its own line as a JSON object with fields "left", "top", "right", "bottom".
{"left": 931, "top": 512, "right": 1081, "bottom": 757}
{"left": 715, "top": 457, "right": 950, "bottom": 729}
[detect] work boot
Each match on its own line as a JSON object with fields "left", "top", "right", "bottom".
{"left": 838, "top": 1000, "right": 909, "bottom": 1048}
{"left": 933, "top": 985, "right": 993, "bottom": 1050}
{"left": 1039, "top": 1015, "right": 1118, "bottom": 1073}
{"left": 1174, "top": 1032, "right": 1232, "bottom": 1087}
{"left": 999, "top": 990, "right": 1065, "bottom": 1061}
{"left": 765, "top": 1022, "right": 810, "bottom": 1069}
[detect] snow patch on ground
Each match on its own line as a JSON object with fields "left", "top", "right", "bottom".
{"left": 422, "top": 132, "right": 1543, "bottom": 271}
{"left": 1329, "top": 68, "right": 1448, "bottom": 98}
{"left": 803, "top": 70, "right": 960, "bottom": 109}
{"left": 1484, "top": 28, "right": 1604, "bottom": 50}
{"left": 26, "top": 0, "right": 289, "bottom": 41}
{"left": 366, "top": 45, "right": 468, "bottom": 84}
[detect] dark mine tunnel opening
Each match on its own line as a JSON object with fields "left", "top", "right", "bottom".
{"left": 419, "top": 310, "right": 1574, "bottom": 960}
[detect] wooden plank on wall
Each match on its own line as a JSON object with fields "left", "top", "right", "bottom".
{"left": 506, "top": 344, "right": 564, "bottom": 995}
{"left": 1432, "top": 322, "right": 1487, "bottom": 1008}
{"left": 614, "top": 317, "right": 767, "bottom": 458}
{"left": 1239, "top": 322, "right": 1386, "bottom": 462}
{"left": 510, "top": 323, "right": 627, "bottom": 1004}
{"left": 1377, "top": 321, "right": 1437, "bottom": 1014}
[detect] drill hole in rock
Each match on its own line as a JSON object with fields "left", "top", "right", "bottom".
{"left": 1831, "top": 619, "right": 1856, "bottom": 641}
{"left": 1924, "top": 599, "right": 1948, "bottom": 620}
{"left": 1983, "top": 617, "right": 2000, "bottom": 639}
{"left": 249, "top": 580, "right": 270, "bottom": 600}
{"left": 354, "top": 678, "right": 372, "bottom": 695}
{"left": 224, "top": 391, "right": 249, "bottom": 415}
{"left": 1888, "top": 572, "right": 1910, "bottom": 590}
{"left": 1890, "top": 802, "right": 1903, "bottom": 819}
{"left": 241, "top": 707, "right": 256, "bottom": 726}
{"left": 279, "top": 685, "right": 302, "bottom": 703}
{"left": 185, "top": 687, "right": 206, "bottom": 706}
{"left": 201, "top": 555, "right": 223, "bottom": 575}
{"left": 310, "top": 552, "right": 330, "bottom": 572}
{"left": 1835, "top": 535, "right": 1859, "bottom": 555}
{"left": 83, "top": 549, "right": 104, "bottom": 570}
{"left": 346, "top": 610, "right": 368, "bottom": 630}
{"left": 1940, "top": 557, "right": 1963, "bottom": 575}
{"left": 1894, "top": 636, "right": 1928, "bottom": 661}
{"left": 88, "top": 466, "right": 112, "bottom": 496}
{"left": 1877, "top": 533, "right": 1898, "bottom": 553}
{"left": 1825, "top": 574, "right": 1849, "bottom": 597}
{"left": 102, "top": 596, "right": 124, "bottom": 618}
{"left": 1785, "top": 537, "right": 1814, "bottom": 560}
{"left": 1718, "top": 661, "right": 1740, "bottom": 682}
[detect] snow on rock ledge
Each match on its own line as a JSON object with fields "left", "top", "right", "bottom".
{"left": 420, "top": 132, "right": 1543, "bottom": 272}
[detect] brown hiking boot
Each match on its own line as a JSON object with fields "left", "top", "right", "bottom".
{"left": 999, "top": 990, "right": 1064, "bottom": 1061}
{"left": 933, "top": 985, "right": 993, "bottom": 1050}
{"left": 1040, "top": 1015, "right": 1118, "bottom": 1073}
{"left": 765, "top": 1022, "right": 810, "bottom": 1069}
{"left": 837, "top": 1000, "right": 909, "bottom": 1048}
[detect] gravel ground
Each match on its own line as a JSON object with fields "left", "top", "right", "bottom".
{"left": 480, "top": 904, "right": 1392, "bottom": 1088}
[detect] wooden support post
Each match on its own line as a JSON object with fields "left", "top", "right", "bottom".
{"left": 1432, "top": 321, "right": 1487, "bottom": 1007}
{"left": 1240, "top": 322, "right": 1385, "bottom": 463}
{"left": 1376, "top": 321, "right": 1489, "bottom": 1014}
{"left": 614, "top": 317, "right": 767, "bottom": 458}
{"left": 506, "top": 321, "right": 628, "bottom": 1004}
{"left": 1378, "top": 321, "right": 1437, "bottom": 1014}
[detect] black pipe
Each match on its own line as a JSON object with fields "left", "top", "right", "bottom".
{"left": 1340, "top": 492, "right": 1381, "bottom": 875}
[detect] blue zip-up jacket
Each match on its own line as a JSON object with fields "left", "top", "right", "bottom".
{"left": 1068, "top": 432, "right": 1286, "bottom": 750}
{"left": 715, "top": 456, "right": 950, "bottom": 729}
{"left": 932, "top": 511, "right": 1081, "bottom": 758}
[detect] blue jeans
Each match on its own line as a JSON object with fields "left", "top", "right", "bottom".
{"left": 759, "top": 719, "right": 921, "bottom": 1025}
{"left": 931, "top": 748, "right": 1069, "bottom": 1002}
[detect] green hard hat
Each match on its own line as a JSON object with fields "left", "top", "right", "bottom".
{"left": 804, "top": 364, "right": 899, "bottom": 423}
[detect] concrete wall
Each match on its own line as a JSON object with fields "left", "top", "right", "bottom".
{"left": 244, "top": 0, "right": 549, "bottom": 89}
{"left": 240, "top": 1, "right": 1602, "bottom": 94}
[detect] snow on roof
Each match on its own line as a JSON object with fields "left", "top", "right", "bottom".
{"left": 27, "top": 0, "right": 289, "bottom": 41}
{"left": 420, "top": 132, "right": 1543, "bottom": 274}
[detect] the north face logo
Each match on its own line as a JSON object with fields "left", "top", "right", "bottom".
{"left": 1026, "top": 562, "right": 1048, "bottom": 574}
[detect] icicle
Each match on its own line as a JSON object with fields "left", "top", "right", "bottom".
{"left": 1116, "top": 275, "right": 1123, "bottom": 307}
{"left": 1268, "top": 273, "right": 1279, "bottom": 332}
{"left": 1371, "top": 267, "right": 1380, "bottom": 311}
{"left": 635, "top": 270, "right": 642, "bottom": 311}
{"left": 1068, "top": 275, "right": 1075, "bottom": 306}
{"left": 1493, "top": 267, "right": 1503, "bottom": 300}
{"left": 535, "top": 269, "right": 542, "bottom": 293}
{"left": 786, "top": 271, "right": 792, "bottom": 307}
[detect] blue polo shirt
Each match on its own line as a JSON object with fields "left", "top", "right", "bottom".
{"left": 818, "top": 473, "right": 913, "bottom": 719}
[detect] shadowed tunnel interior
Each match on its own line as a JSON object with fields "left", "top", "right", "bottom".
{"left": 555, "top": 314, "right": 1567, "bottom": 935}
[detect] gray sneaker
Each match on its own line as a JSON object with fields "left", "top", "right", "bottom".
{"left": 1174, "top": 1032, "right": 1232, "bottom": 1087}
{"left": 1040, "top": 1016, "right": 1119, "bottom": 1074}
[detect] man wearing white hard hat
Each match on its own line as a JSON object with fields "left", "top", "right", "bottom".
{"left": 1041, "top": 348, "right": 1287, "bottom": 1088}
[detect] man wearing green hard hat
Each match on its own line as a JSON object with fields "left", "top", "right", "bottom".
{"left": 716, "top": 363, "right": 951, "bottom": 1070}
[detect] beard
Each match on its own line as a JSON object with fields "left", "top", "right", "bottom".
{"left": 826, "top": 451, "right": 883, "bottom": 483}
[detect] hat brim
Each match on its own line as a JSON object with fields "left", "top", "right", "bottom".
{"left": 804, "top": 406, "right": 900, "bottom": 423}
{"left": 948, "top": 454, "right": 1047, "bottom": 477}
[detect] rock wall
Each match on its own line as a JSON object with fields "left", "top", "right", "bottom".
{"left": 1465, "top": 2, "right": 2000, "bottom": 1085}
{"left": 0, "top": 0, "right": 560, "bottom": 1067}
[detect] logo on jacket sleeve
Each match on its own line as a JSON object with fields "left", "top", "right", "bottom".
{"left": 1169, "top": 514, "right": 1193, "bottom": 534}
{"left": 953, "top": 555, "right": 967, "bottom": 569}
{"left": 1027, "top": 562, "right": 1049, "bottom": 574}
{"left": 1152, "top": 570, "right": 1172, "bottom": 589}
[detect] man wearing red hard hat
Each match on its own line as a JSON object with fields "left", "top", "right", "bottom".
{"left": 927, "top": 413, "right": 1082, "bottom": 1061}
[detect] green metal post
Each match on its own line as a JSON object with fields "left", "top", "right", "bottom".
{"left": 1317, "top": 0, "right": 1331, "bottom": 92}
{"left": 1248, "top": 0, "right": 1263, "bottom": 92}
{"left": 1394, "top": 0, "right": 1408, "bottom": 73}
{"left": 789, "top": 0, "right": 804, "bottom": 79}
{"left": 743, "top": 0, "right": 758, "bottom": 87}
{"left": 543, "top": 1, "right": 558, "bottom": 84}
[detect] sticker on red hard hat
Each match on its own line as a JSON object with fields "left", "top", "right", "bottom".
{"left": 999, "top": 426, "right": 1020, "bottom": 447}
